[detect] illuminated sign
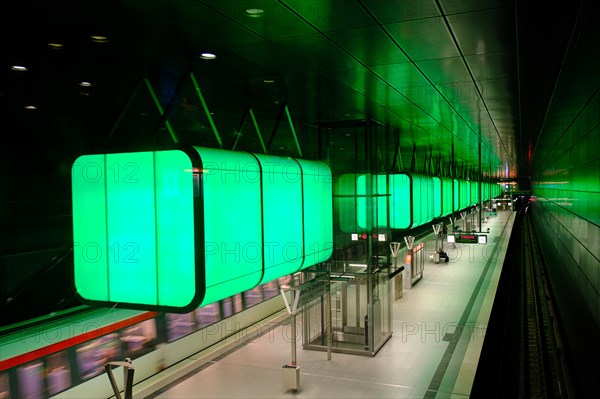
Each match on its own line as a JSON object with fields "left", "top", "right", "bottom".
{"left": 456, "top": 234, "right": 478, "bottom": 244}
{"left": 72, "top": 146, "right": 333, "bottom": 312}
{"left": 448, "top": 234, "right": 488, "bottom": 244}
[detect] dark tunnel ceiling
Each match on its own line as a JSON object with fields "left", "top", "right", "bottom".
{"left": 0, "top": 0, "right": 592, "bottom": 181}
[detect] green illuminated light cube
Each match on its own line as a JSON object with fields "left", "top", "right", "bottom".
{"left": 441, "top": 177, "right": 453, "bottom": 216}
{"left": 470, "top": 181, "right": 478, "bottom": 205}
{"left": 410, "top": 174, "right": 434, "bottom": 227}
{"left": 72, "top": 146, "right": 333, "bottom": 312}
{"left": 459, "top": 179, "right": 470, "bottom": 210}
{"left": 336, "top": 173, "right": 387, "bottom": 232}
{"left": 453, "top": 179, "right": 460, "bottom": 212}
{"left": 337, "top": 173, "right": 433, "bottom": 231}
{"left": 433, "top": 177, "right": 442, "bottom": 217}
{"left": 336, "top": 173, "right": 363, "bottom": 232}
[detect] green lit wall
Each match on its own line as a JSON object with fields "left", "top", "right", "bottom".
{"left": 532, "top": 89, "right": 600, "bottom": 328}
{"left": 72, "top": 146, "right": 333, "bottom": 312}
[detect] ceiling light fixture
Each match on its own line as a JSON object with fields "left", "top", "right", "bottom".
{"left": 11, "top": 65, "right": 28, "bottom": 71}
{"left": 91, "top": 35, "right": 109, "bottom": 43}
{"left": 48, "top": 42, "right": 64, "bottom": 49}
{"left": 263, "top": 79, "right": 275, "bottom": 83}
{"left": 24, "top": 105, "right": 37, "bottom": 110}
{"left": 79, "top": 81, "right": 92, "bottom": 87}
{"left": 245, "top": 8, "right": 264, "bottom": 18}
{"left": 199, "top": 52, "right": 217, "bottom": 60}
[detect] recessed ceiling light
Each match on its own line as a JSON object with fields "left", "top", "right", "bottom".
{"left": 24, "top": 105, "right": 37, "bottom": 110}
{"left": 199, "top": 52, "right": 217, "bottom": 60}
{"left": 48, "top": 42, "right": 64, "bottom": 49}
{"left": 245, "top": 8, "right": 264, "bottom": 18}
{"left": 263, "top": 79, "right": 275, "bottom": 83}
{"left": 11, "top": 65, "right": 28, "bottom": 71}
{"left": 79, "top": 81, "right": 92, "bottom": 87}
{"left": 91, "top": 35, "right": 109, "bottom": 43}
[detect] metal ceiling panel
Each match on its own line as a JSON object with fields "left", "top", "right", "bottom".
{"left": 125, "top": 0, "right": 263, "bottom": 48}
{"left": 231, "top": 40, "right": 317, "bottom": 77}
{"left": 464, "top": 52, "right": 516, "bottom": 81}
{"left": 361, "top": 0, "right": 440, "bottom": 24}
{"left": 326, "top": 26, "right": 411, "bottom": 67}
{"left": 198, "top": 0, "right": 317, "bottom": 40}
{"left": 439, "top": 0, "right": 515, "bottom": 15}
{"left": 385, "top": 17, "right": 459, "bottom": 61}
{"left": 273, "top": 34, "right": 363, "bottom": 72}
{"left": 282, "top": 0, "right": 376, "bottom": 31}
{"left": 416, "top": 56, "right": 471, "bottom": 84}
{"left": 446, "top": 7, "right": 516, "bottom": 55}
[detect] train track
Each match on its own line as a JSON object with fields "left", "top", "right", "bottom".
{"left": 520, "top": 215, "right": 572, "bottom": 398}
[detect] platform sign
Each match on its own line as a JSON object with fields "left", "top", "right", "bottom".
{"left": 455, "top": 234, "right": 478, "bottom": 244}
{"left": 448, "top": 234, "right": 488, "bottom": 244}
{"left": 281, "top": 279, "right": 328, "bottom": 314}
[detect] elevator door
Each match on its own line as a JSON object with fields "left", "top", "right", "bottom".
{"left": 331, "top": 276, "right": 368, "bottom": 348}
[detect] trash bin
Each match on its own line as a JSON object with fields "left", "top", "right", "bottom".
{"left": 282, "top": 364, "right": 300, "bottom": 391}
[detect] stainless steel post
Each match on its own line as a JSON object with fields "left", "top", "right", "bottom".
{"left": 326, "top": 284, "right": 332, "bottom": 360}
{"left": 291, "top": 313, "right": 297, "bottom": 365}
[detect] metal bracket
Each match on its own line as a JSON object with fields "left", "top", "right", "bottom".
{"left": 105, "top": 359, "right": 134, "bottom": 399}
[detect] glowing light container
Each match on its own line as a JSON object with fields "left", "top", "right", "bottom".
{"left": 72, "top": 146, "right": 333, "bottom": 312}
